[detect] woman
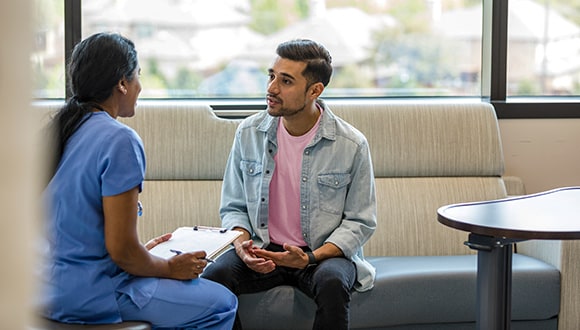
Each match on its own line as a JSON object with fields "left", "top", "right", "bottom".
{"left": 40, "top": 32, "right": 237, "bottom": 329}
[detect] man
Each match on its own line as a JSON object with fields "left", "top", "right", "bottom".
{"left": 202, "top": 39, "right": 376, "bottom": 330}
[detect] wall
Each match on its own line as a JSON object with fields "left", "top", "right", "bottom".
{"left": 0, "top": 0, "right": 38, "bottom": 328}
{"left": 500, "top": 118, "right": 580, "bottom": 194}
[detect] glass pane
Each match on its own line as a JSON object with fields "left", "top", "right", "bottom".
{"left": 508, "top": 0, "right": 580, "bottom": 96}
{"left": 32, "top": 0, "right": 65, "bottom": 98}
{"left": 82, "top": 0, "right": 483, "bottom": 98}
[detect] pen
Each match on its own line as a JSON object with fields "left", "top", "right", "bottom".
{"left": 202, "top": 257, "right": 215, "bottom": 263}
{"left": 169, "top": 249, "right": 214, "bottom": 263}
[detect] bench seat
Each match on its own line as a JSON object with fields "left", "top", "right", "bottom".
{"left": 238, "top": 255, "right": 559, "bottom": 329}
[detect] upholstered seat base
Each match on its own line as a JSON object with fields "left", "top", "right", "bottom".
{"left": 30, "top": 318, "right": 150, "bottom": 330}
{"left": 238, "top": 255, "right": 559, "bottom": 330}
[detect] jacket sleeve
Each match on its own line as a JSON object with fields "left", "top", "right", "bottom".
{"left": 219, "top": 126, "right": 253, "bottom": 234}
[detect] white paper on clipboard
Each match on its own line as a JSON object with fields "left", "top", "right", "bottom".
{"left": 149, "top": 226, "right": 242, "bottom": 260}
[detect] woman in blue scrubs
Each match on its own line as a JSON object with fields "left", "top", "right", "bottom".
{"left": 40, "top": 32, "right": 237, "bottom": 329}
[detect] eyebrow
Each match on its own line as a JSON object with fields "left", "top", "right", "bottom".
{"left": 268, "top": 68, "right": 296, "bottom": 82}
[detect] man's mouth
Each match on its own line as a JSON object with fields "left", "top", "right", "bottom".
{"left": 267, "top": 95, "right": 280, "bottom": 106}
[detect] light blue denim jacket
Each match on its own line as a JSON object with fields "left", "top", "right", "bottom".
{"left": 220, "top": 100, "right": 377, "bottom": 292}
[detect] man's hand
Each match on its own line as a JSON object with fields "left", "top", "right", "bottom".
{"left": 253, "top": 243, "right": 309, "bottom": 269}
{"left": 235, "top": 239, "right": 276, "bottom": 274}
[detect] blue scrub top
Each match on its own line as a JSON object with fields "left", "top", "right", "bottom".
{"left": 40, "top": 111, "right": 153, "bottom": 323}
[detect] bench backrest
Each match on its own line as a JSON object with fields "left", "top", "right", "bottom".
{"left": 330, "top": 101, "right": 506, "bottom": 256}
{"left": 40, "top": 100, "right": 507, "bottom": 257}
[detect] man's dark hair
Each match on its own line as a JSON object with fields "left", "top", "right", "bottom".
{"left": 276, "top": 39, "right": 333, "bottom": 87}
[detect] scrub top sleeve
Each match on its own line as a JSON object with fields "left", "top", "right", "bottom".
{"left": 100, "top": 128, "right": 146, "bottom": 197}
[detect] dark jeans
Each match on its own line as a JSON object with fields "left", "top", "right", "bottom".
{"left": 202, "top": 243, "right": 356, "bottom": 330}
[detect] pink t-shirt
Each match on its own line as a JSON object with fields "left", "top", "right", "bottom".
{"left": 269, "top": 110, "right": 322, "bottom": 246}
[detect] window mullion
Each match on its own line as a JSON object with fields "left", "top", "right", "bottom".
{"left": 64, "top": 0, "right": 82, "bottom": 99}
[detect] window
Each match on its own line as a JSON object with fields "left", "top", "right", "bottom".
{"left": 32, "top": 0, "right": 65, "bottom": 98}
{"left": 32, "top": 0, "right": 580, "bottom": 118}
{"left": 75, "top": 0, "right": 483, "bottom": 98}
{"left": 507, "top": 0, "right": 580, "bottom": 96}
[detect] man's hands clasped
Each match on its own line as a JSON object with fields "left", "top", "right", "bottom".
{"left": 236, "top": 240, "right": 310, "bottom": 273}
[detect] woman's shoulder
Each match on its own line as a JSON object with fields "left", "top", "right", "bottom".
{"left": 92, "top": 113, "right": 141, "bottom": 140}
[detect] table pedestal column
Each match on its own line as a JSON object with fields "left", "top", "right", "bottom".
{"left": 466, "top": 234, "right": 520, "bottom": 330}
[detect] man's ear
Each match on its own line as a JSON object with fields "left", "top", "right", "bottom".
{"left": 309, "top": 82, "right": 324, "bottom": 99}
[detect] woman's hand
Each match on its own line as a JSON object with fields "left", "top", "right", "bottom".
{"left": 167, "top": 250, "right": 209, "bottom": 280}
{"left": 104, "top": 187, "right": 204, "bottom": 280}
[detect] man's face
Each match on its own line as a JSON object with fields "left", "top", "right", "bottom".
{"left": 266, "top": 57, "right": 310, "bottom": 118}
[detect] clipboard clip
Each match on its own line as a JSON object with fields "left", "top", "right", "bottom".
{"left": 193, "top": 225, "right": 228, "bottom": 233}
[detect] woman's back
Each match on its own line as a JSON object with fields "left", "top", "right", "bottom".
{"left": 42, "top": 112, "right": 148, "bottom": 323}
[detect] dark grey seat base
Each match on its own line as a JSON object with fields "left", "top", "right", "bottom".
{"left": 238, "top": 254, "right": 560, "bottom": 330}
{"left": 29, "top": 318, "right": 150, "bottom": 330}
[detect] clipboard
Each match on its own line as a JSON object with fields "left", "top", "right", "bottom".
{"left": 149, "top": 226, "right": 242, "bottom": 260}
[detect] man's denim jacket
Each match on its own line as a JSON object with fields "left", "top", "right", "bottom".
{"left": 220, "top": 100, "right": 377, "bottom": 292}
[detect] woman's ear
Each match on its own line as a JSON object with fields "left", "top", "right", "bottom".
{"left": 117, "top": 80, "right": 127, "bottom": 95}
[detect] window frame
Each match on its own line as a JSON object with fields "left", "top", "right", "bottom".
{"left": 63, "top": 0, "right": 580, "bottom": 119}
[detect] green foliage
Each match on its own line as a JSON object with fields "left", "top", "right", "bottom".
{"left": 371, "top": 25, "right": 456, "bottom": 92}
{"left": 141, "top": 59, "right": 168, "bottom": 97}
{"left": 515, "top": 79, "right": 540, "bottom": 95}
{"left": 387, "top": 0, "right": 430, "bottom": 33}
{"left": 550, "top": 0, "right": 580, "bottom": 25}
{"left": 32, "top": 62, "right": 65, "bottom": 98}
{"left": 295, "top": 0, "right": 309, "bottom": 18}
{"left": 249, "top": 0, "right": 289, "bottom": 34}
{"left": 332, "top": 65, "right": 374, "bottom": 89}
{"left": 167, "top": 67, "right": 203, "bottom": 97}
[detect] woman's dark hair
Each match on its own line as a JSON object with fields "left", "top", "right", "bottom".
{"left": 275, "top": 39, "right": 333, "bottom": 88}
{"left": 46, "top": 32, "right": 138, "bottom": 183}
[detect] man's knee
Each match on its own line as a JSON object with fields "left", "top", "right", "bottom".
{"left": 202, "top": 262, "right": 231, "bottom": 283}
{"left": 201, "top": 251, "right": 242, "bottom": 291}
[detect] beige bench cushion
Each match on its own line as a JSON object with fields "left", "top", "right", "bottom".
{"left": 120, "top": 102, "right": 240, "bottom": 180}
{"left": 329, "top": 102, "right": 504, "bottom": 177}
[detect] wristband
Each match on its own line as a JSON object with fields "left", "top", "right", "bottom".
{"left": 306, "top": 251, "right": 317, "bottom": 266}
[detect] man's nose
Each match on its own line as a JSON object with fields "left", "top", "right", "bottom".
{"left": 267, "top": 79, "right": 279, "bottom": 94}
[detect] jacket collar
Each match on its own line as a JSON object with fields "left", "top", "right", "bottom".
{"left": 257, "top": 99, "right": 337, "bottom": 144}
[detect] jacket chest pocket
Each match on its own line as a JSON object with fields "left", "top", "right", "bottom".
{"left": 240, "top": 160, "right": 263, "bottom": 202}
{"left": 317, "top": 173, "right": 351, "bottom": 215}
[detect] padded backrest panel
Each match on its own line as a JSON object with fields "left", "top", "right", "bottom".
{"left": 136, "top": 180, "right": 224, "bottom": 240}
{"left": 329, "top": 101, "right": 507, "bottom": 256}
{"left": 329, "top": 101, "right": 504, "bottom": 177}
{"left": 119, "top": 102, "right": 241, "bottom": 180}
{"left": 367, "top": 177, "right": 507, "bottom": 256}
